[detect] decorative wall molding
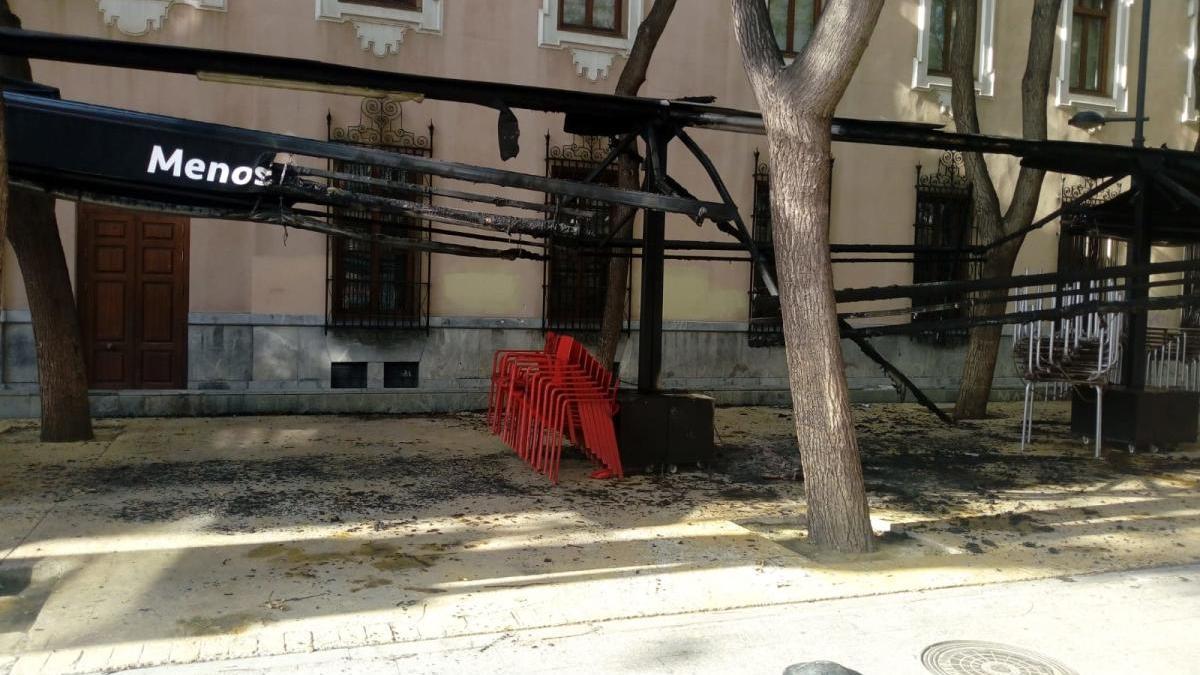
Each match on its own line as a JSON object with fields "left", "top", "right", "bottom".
{"left": 97, "top": 0, "right": 226, "bottom": 37}
{"left": 537, "top": 0, "right": 644, "bottom": 81}
{"left": 911, "top": 0, "right": 995, "bottom": 115}
{"left": 1184, "top": 0, "right": 1198, "bottom": 123}
{"left": 316, "top": 0, "right": 442, "bottom": 58}
{"left": 1055, "top": 0, "right": 1133, "bottom": 112}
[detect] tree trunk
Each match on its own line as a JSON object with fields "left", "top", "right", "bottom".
{"left": 596, "top": 173, "right": 637, "bottom": 368}
{"left": 596, "top": 0, "right": 677, "bottom": 369}
{"left": 768, "top": 120, "right": 873, "bottom": 552}
{"left": 1, "top": 0, "right": 95, "bottom": 441}
{"left": 953, "top": 239, "right": 1022, "bottom": 418}
{"left": 6, "top": 189, "right": 94, "bottom": 441}
{"left": 732, "top": 0, "right": 883, "bottom": 553}
{"left": 950, "top": 0, "right": 1059, "bottom": 420}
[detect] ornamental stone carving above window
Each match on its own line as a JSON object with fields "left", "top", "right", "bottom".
{"left": 97, "top": 0, "right": 226, "bottom": 36}
{"left": 316, "top": 0, "right": 443, "bottom": 58}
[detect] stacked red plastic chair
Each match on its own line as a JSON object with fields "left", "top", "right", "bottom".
{"left": 488, "top": 333, "right": 622, "bottom": 483}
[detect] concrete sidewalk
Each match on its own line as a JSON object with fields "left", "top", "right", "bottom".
{"left": 120, "top": 563, "right": 1200, "bottom": 675}
{"left": 0, "top": 406, "right": 1197, "bottom": 674}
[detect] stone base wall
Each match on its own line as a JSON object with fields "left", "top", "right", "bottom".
{"left": 0, "top": 313, "right": 1023, "bottom": 418}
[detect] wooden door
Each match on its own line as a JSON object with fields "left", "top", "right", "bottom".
{"left": 77, "top": 205, "right": 189, "bottom": 389}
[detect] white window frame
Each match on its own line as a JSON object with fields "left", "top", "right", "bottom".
{"left": 317, "top": 0, "right": 443, "bottom": 58}
{"left": 911, "top": 0, "right": 996, "bottom": 101}
{"left": 1183, "top": 0, "right": 1199, "bottom": 123}
{"left": 97, "top": 0, "right": 225, "bottom": 36}
{"left": 538, "top": 0, "right": 645, "bottom": 81}
{"left": 1054, "top": 0, "right": 1133, "bottom": 112}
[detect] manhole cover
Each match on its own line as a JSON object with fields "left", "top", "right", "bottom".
{"left": 921, "top": 641, "right": 1077, "bottom": 675}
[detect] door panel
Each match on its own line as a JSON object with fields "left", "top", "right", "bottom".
{"left": 78, "top": 206, "right": 189, "bottom": 389}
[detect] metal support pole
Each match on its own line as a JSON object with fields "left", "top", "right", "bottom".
{"left": 1122, "top": 0, "right": 1152, "bottom": 388}
{"left": 1132, "top": 0, "right": 1151, "bottom": 150}
{"left": 638, "top": 124, "right": 669, "bottom": 394}
{"left": 1124, "top": 172, "right": 1150, "bottom": 389}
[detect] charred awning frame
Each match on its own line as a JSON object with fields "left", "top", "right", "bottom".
{"left": 4, "top": 27, "right": 1200, "bottom": 414}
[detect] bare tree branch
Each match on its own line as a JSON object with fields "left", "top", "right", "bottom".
{"left": 731, "top": 0, "right": 785, "bottom": 100}
{"left": 598, "top": 0, "right": 678, "bottom": 368}
{"left": 949, "top": 0, "right": 1001, "bottom": 238}
{"left": 1002, "top": 0, "right": 1060, "bottom": 233}
{"left": 785, "top": 0, "right": 884, "bottom": 113}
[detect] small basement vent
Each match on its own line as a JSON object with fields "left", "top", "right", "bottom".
{"left": 384, "top": 361, "right": 419, "bottom": 388}
{"left": 331, "top": 362, "right": 368, "bottom": 389}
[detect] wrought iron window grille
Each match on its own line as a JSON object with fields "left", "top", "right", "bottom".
{"left": 748, "top": 151, "right": 783, "bottom": 347}
{"left": 912, "top": 151, "right": 977, "bottom": 346}
{"left": 1057, "top": 176, "right": 1125, "bottom": 274}
{"left": 325, "top": 97, "right": 433, "bottom": 331}
{"left": 542, "top": 133, "right": 631, "bottom": 336}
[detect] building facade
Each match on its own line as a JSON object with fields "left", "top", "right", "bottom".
{"left": 1, "top": 0, "right": 1197, "bottom": 417}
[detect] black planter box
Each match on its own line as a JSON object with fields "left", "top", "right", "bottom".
{"left": 1071, "top": 387, "right": 1200, "bottom": 450}
{"left": 615, "top": 391, "right": 714, "bottom": 472}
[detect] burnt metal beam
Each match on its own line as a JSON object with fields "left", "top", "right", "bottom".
{"left": 34, "top": 183, "right": 544, "bottom": 261}
{"left": 3, "top": 91, "right": 735, "bottom": 224}
{"left": 289, "top": 164, "right": 598, "bottom": 218}
{"left": 278, "top": 180, "right": 578, "bottom": 238}
{"left": 845, "top": 293, "right": 1200, "bottom": 339}
{"left": 839, "top": 318, "right": 954, "bottom": 425}
{"left": 983, "top": 174, "right": 1126, "bottom": 252}
{"left": 9, "top": 26, "right": 1200, "bottom": 181}
{"left": 638, "top": 124, "right": 670, "bottom": 394}
{"left": 834, "top": 259, "right": 1200, "bottom": 304}
{"left": 676, "top": 128, "right": 778, "bottom": 297}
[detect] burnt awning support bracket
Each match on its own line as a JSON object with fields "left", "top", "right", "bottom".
{"left": 675, "top": 128, "right": 779, "bottom": 298}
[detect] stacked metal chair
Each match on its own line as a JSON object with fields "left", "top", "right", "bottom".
{"left": 488, "top": 333, "right": 622, "bottom": 482}
{"left": 1012, "top": 280, "right": 1124, "bottom": 457}
{"left": 1145, "top": 327, "right": 1200, "bottom": 392}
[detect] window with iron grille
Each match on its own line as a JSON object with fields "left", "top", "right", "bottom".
{"left": 1057, "top": 177, "right": 1124, "bottom": 276}
{"left": 913, "top": 151, "right": 977, "bottom": 346}
{"left": 748, "top": 153, "right": 782, "bottom": 347}
{"left": 327, "top": 98, "right": 432, "bottom": 330}
{"left": 543, "top": 134, "right": 628, "bottom": 334}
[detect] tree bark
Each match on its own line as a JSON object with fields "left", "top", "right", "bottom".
{"left": 1, "top": 0, "right": 95, "bottom": 441}
{"left": 597, "top": 0, "right": 677, "bottom": 369}
{"left": 732, "top": 0, "right": 882, "bottom": 553}
{"left": 950, "top": 0, "right": 1060, "bottom": 420}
